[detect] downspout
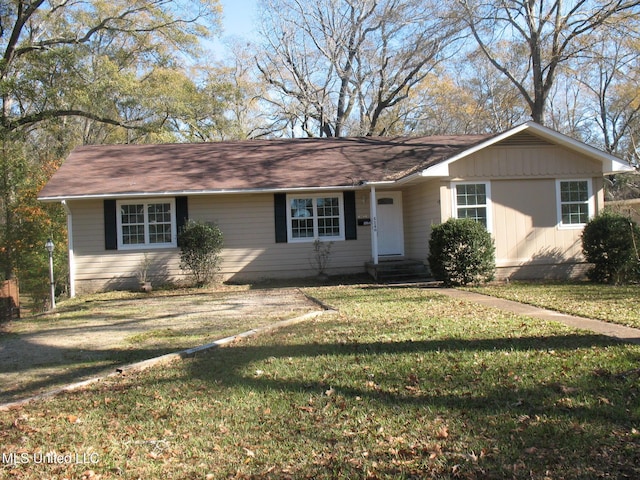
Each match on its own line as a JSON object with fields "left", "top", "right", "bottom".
{"left": 370, "top": 186, "right": 379, "bottom": 265}
{"left": 61, "top": 200, "right": 75, "bottom": 298}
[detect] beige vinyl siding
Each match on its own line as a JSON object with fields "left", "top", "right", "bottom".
{"left": 189, "top": 193, "right": 371, "bottom": 282}
{"left": 490, "top": 179, "right": 584, "bottom": 265}
{"left": 68, "top": 192, "right": 372, "bottom": 293}
{"left": 403, "top": 180, "right": 440, "bottom": 261}
{"left": 439, "top": 145, "right": 607, "bottom": 279}
{"left": 67, "top": 200, "right": 182, "bottom": 292}
{"left": 449, "top": 145, "right": 603, "bottom": 179}
{"left": 438, "top": 179, "right": 596, "bottom": 280}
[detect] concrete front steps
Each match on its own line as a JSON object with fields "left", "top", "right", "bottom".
{"left": 365, "top": 259, "right": 433, "bottom": 284}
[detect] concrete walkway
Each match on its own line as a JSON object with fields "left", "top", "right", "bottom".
{"left": 438, "top": 288, "right": 640, "bottom": 345}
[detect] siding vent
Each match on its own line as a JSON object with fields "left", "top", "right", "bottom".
{"left": 498, "top": 132, "right": 554, "bottom": 147}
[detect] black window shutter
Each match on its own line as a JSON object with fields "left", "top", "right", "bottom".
{"left": 176, "top": 196, "right": 189, "bottom": 246}
{"left": 274, "top": 193, "right": 288, "bottom": 243}
{"left": 344, "top": 191, "right": 357, "bottom": 240}
{"left": 104, "top": 199, "right": 118, "bottom": 250}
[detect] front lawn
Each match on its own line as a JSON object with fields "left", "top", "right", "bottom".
{"left": 0, "top": 286, "right": 316, "bottom": 404}
{"left": 468, "top": 282, "right": 640, "bottom": 329}
{"left": 1, "top": 285, "right": 638, "bottom": 479}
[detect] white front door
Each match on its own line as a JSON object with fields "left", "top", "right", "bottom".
{"left": 376, "top": 191, "right": 404, "bottom": 256}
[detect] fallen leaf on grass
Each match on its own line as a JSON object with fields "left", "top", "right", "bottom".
{"left": 551, "top": 383, "right": 579, "bottom": 394}
{"left": 243, "top": 447, "right": 255, "bottom": 457}
{"left": 12, "top": 417, "right": 38, "bottom": 433}
{"left": 436, "top": 426, "right": 449, "bottom": 439}
{"left": 406, "top": 373, "right": 419, "bottom": 385}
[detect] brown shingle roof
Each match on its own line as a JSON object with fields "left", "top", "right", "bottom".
{"left": 39, "top": 134, "right": 493, "bottom": 200}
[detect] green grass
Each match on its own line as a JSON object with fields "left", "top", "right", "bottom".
{"left": 0, "top": 285, "right": 314, "bottom": 404}
{"left": 1, "top": 285, "right": 638, "bottom": 479}
{"left": 468, "top": 281, "right": 640, "bottom": 328}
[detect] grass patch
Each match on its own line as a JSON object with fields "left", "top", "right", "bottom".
{"left": 0, "top": 285, "right": 316, "bottom": 404}
{"left": 468, "top": 281, "right": 640, "bottom": 328}
{"left": 1, "top": 286, "right": 638, "bottom": 479}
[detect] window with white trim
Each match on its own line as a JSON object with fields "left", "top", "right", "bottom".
{"left": 452, "top": 182, "right": 492, "bottom": 230}
{"left": 117, "top": 199, "right": 177, "bottom": 249}
{"left": 287, "top": 194, "right": 345, "bottom": 242}
{"left": 557, "top": 179, "right": 593, "bottom": 228}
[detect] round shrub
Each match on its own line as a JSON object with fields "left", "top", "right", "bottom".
{"left": 178, "top": 220, "right": 224, "bottom": 286}
{"left": 581, "top": 211, "right": 640, "bottom": 284}
{"left": 428, "top": 218, "right": 495, "bottom": 286}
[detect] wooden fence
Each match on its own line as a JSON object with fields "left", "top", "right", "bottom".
{"left": 0, "top": 278, "right": 19, "bottom": 321}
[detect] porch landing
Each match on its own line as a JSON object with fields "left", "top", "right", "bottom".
{"left": 365, "top": 259, "right": 432, "bottom": 284}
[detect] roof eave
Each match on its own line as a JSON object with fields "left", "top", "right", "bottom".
{"left": 418, "top": 121, "right": 635, "bottom": 176}
{"left": 418, "top": 125, "right": 530, "bottom": 177}
{"left": 37, "top": 184, "right": 367, "bottom": 202}
{"left": 525, "top": 122, "right": 634, "bottom": 173}
{"left": 601, "top": 159, "right": 636, "bottom": 175}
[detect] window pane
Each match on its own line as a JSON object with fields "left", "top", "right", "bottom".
{"left": 289, "top": 195, "right": 342, "bottom": 240}
{"left": 148, "top": 203, "right": 172, "bottom": 244}
{"left": 121, "top": 204, "right": 145, "bottom": 245}
{"left": 318, "top": 217, "right": 340, "bottom": 237}
{"left": 149, "top": 223, "right": 173, "bottom": 244}
{"left": 291, "top": 198, "right": 312, "bottom": 219}
{"left": 458, "top": 207, "right": 487, "bottom": 228}
{"left": 317, "top": 197, "right": 339, "bottom": 217}
{"left": 292, "top": 218, "right": 314, "bottom": 238}
{"left": 457, "top": 184, "right": 486, "bottom": 206}
{"left": 122, "top": 225, "right": 145, "bottom": 245}
{"left": 456, "top": 184, "right": 488, "bottom": 228}
{"left": 561, "top": 181, "right": 588, "bottom": 203}
{"left": 120, "top": 202, "right": 174, "bottom": 246}
{"left": 560, "top": 181, "right": 589, "bottom": 225}
{"left": 317, "top": 197, "right": 340, "bottom": 237}
{"left": 562, "top": 203, "right": 588, "bottom": 225}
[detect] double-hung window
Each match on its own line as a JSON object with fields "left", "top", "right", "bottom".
{"left": 287, "top": 194, "right": 345, "bottom": 242}
{"left": 557, "top": 179, "right": 593, "bottom": 228}
{"left": 117, "top": 199, "right": 177, "bottom": 249}
{"left": 452, "top": 182, "right": 492, "bottom": 231}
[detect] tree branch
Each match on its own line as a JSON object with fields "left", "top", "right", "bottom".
{"left": 2, "top": 109, "right": 150, "bottom": 132}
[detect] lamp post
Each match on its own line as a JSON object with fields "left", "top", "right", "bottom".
{"left": 45, "top": 238, "right": 56, "bottom": 310}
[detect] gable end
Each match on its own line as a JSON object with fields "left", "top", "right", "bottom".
{"left": 497, "top": 131, "right": 554, "bottom": 147}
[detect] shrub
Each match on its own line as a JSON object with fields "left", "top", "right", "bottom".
{"left": 428, "top": 218, "right": 495, "bottom": 286}
{"left": 178, "top": 220, "right": 224, "bottom": 286}
{"left": 581, "top": 211, "right": 640, "bottom": 284}
{"left": 309, "top": 239, "right": 333, "bottom": 278}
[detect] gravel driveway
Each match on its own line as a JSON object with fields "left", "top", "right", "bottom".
{"left": 0, "top": 287, "right": 320, "bottom": 404}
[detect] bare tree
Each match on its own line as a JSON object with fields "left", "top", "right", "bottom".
{"left": 403, "top": 49, "right": 529, "bottom": 135}
{"left": 573, "top": 33, "right": 640, "bottom": 159}
{"left": 456, "top": 0, "right": 640, "bottom": 126}
{"left": 256, "top": 0, "right": 462, "bottom": 137}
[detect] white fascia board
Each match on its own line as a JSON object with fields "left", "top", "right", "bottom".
{"left": 420, "top": 162, "right": 450, "bottom": 178}
{"left": 37, "top": 185, "right": 365, "bottom": 203}
{"left": 601, "top": 158, "right": 636, "bottom": 174}
{"left": 524, "top": 122, "right": 634, "bottom": 173}
{"left": 362, "top": 180, "right": 397, "bottom": 186}
{"left": 419, "top": 121, "right": 634, "bottom": 177}
{"left": 419, "top": 123, "right": 531, "bottom": 178}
